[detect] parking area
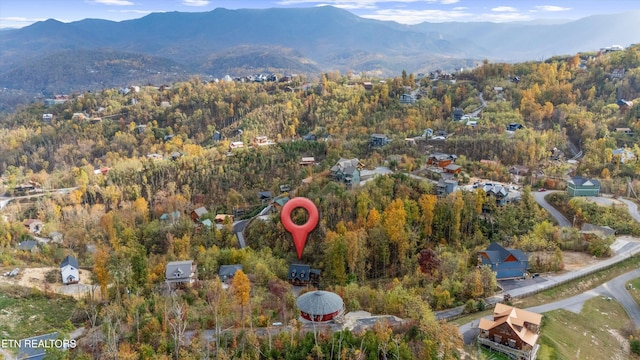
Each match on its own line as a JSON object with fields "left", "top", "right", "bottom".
{"left": 498, "top": 276, "right": 548, "bottom": 292}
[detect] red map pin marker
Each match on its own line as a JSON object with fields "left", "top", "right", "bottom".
{"left": 281, "top": 197, "right": 319, "bottom": 259}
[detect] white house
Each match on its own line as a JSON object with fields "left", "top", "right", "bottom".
{"left": 60, "top": 255, "right": 80, "bottom": 285}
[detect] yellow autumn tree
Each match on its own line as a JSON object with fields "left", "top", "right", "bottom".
{"left": 232, "top": 270, "right": 251, "bottom": 328}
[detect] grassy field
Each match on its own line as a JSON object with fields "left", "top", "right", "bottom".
{"left": 0, "top": 284, "right": 77, "bottom": 341}
{"left": 627, "top": 277, "right": 640, "bottom": 305}
{"left": 537, "top": 297, "right": 633, "bottom": 360}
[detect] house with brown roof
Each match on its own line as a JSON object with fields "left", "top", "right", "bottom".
{"left": 427, "top": 153, "right": 457, "bottom": 168}
{"left": 23, "top": 219, "right": 44, "bottom": 234}
{"left": 478, "top": 303, "right": 542, "bottom": 360}
{"left": 190, "top": 206, "right": 208, "bottom": 222}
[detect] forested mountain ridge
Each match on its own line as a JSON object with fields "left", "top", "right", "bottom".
{"left": 0, "top": 6, "right": 639, "bottom": 96}
{"left": 0, "top": 45, "right": 639, "bottom": 359}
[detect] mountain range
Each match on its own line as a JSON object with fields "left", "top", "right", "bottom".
{"left": 0, "top": 6, "right": 639, "bottom": 94}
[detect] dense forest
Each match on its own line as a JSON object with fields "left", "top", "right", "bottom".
{"left": 0, "top": 45, "right": 639, "bottom": 359}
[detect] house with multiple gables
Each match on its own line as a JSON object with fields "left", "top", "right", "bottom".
{"left": 165, "top": 260, "right": 197, "bottom": 285}
{"left": 427, "top": 153, "right": 458, "bottom": 168}
{"left": 287, "top": 264, "right": 320, "bottom": 287}
{"left": 60, "top": 255, "right": 80, "bottom": 285}
{"left": 478, "top": 303, "right": 542, "bottom": 360}
{"left": 479, "top": 242, "right": 528, "bottom": 280}
{"left": 567, "top": 176, "right": 600, "bottom": 197}
{"left": 330, "top": 158, "right": 364, "bottom": 186}
{"left": 482, "top": 184, "right": 511, "bottom": 206}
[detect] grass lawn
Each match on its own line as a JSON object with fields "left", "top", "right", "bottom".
{"left": 0, "top": 284, "right": 77, "bottom": 341}
{"left": 627, "top": 277, "right": 640, "bottom": 305}
{"left": 537, "top": 297, "right": 631, "bottom": 360}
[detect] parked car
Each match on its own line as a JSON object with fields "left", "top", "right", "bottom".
{"left": 538, "top": 188, "right": 546, "bottom": 192}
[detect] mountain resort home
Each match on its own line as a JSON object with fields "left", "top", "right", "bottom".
{"left": 330, "top": 158, "right": 364, "bottom": 186}
{"left": 165, "top": 260, "right": 198, "bottom": 286}
{"left": 478, "top": 303, "right": 542, "bottom": 360}
{"left": 479, "top": 242, "right": 528, "bottom": 280}
{"left": 567, "top": 176, "right": 601, "bottom": 197}
{"left": 60, "top": 255, "right": 80, "bottom": 285}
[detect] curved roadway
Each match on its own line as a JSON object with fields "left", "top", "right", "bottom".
{"left": 458, "top": 195, "right": 640, "bottom": 344}
{"left": 532, "top": 190, "right": 571, "bottom": 227}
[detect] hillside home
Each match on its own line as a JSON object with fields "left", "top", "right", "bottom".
{"left": 369, "top": 134, "right": 390, "bottom": 147}
{"left": 400, "top": 93, "right": 416, "bottom": 104}
{"left": 60, "top": 255, "right": 80, "bottom": 285}
{"left": 567, "top": 176, "right": 600, "bottom": 197}
{"left": 229, "top": 141, "right": 244, "bottom": 151}
{"left": 42, "top": 113, "right": 53, "bottom": 123}
{"left": 507, "top": 123, "right": 524, "bottom": 131}
{"left": 612, "top": 148, "right": 636, "bottom": 164}
{"left": 190, "top": 206, "right": 208, "bottom": 222}
{"left": 427, "top": 153, "right": 457, "bottom": 168}
{"left": 17, "top": 240, "right": 39, "bottom": 253}
{"left": 302, "top": 133, "right": 317, "bottom": 141}
{"left": 453, "top": 108, "right": 464, "bottom": 121}
{"left": 287, "top": 264, "right": 320, "bottom": 287}
{"left": 300, "top": 157, "right": 315, "bottom": 166}
{"left": 615, "top": 127, "right": 633, "bottom": 135}
{"left": 436, "top": 179, "right": 458, "bottom": 197}
{"left": 478, "top": 242, "right": 528, "bottom": 280}
{"left": 214, "top": 214, "right": 234, "bottom": 224}
{"left": 23, "top": 219, "right": 44, "bottom": 234}
{"left": 254, "top": 136, "right": 275, "bottom": 146}
{"left": 165, "top": 260, "right": 197, "bottom": 285}
{"left": 160, "top": 211, "right": 181, "bottom": 224}
{"left": 219, "top": 264, "right": 243, "bottom": 284}
{"left": 478, "top": 304, "right": 542, "bottom": 360}
{"left": 444, "top": 164, "right": 462, "bottom": 174}
{"left": 330, "top": 158, "right": 364, "bottom": 186}
{"left": 482, "top": 184, "right": 511, "bottom": 206}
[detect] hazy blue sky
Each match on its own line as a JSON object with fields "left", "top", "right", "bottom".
{"left": 1, "top": 0, "right": 639, "bottom": 28}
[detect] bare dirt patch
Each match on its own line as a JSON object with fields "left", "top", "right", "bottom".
{"left": 562, "top": 251, "right": 602, "bottom": 271}
{"left": 608, "top": 329, "right": 630, "bottom": 360}
{"left": 0, "top": 267, "right": 96, "bottom": 299}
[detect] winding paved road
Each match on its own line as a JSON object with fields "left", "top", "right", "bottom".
{"left": 458, "top": 195, "right": 640, "bottom": 344}
{"left": 619, "top": 198, "right": 640, "bottom": 223}
{"left": 532, "top": 190, "right": 571, "bottom": 227}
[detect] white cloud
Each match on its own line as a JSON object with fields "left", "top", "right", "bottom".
{"left": 182, "top": 0, "right": 210, "bottom": 6}
{"left": 492, "top": 6, "right": 517, "bottom": 12}
{"left": 361, "top": 8, "right": 473, "bottom": 24}
{"left": 452, "top": 7, "right": 468, "bottom": 10}
{"left": 92, "top": 0, "right": 134, "bottom": 5}
{"left": 479, "top": 12, "right": 531, "bottom": 22}
{"left": 535, "top": 5, "right": 571, "bottom": 12}
{"left": 440, "top": 0, "right": 460, "bottom": 4}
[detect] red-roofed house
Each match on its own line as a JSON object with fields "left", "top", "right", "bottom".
{"left": 478, "top": 303, "right": 542, "bottom": 360}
